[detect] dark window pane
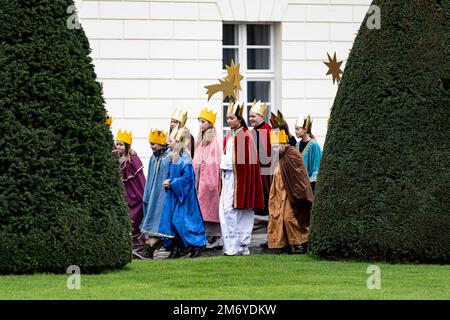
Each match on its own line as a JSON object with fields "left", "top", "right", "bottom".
{"left": 246, "top": 104, "right": 252, "bottom": 123}
{"left": 247, "top": 25, "right": 270, "bottom": 45}
{"left": 223, "top": 104, "right": 229, "bottom": 127}
{"left": 223, "top": 48, "right": 238, "bottom": 69}
{"left": 223, "top": 24, "right": 237, "bottom": 45}
{"left": 247, "top": 49, "right": 270, "bottom": 69}
{"left": 247, "top": 81, "right": 270, "bottom": 102}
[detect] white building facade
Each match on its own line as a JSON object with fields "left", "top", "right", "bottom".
{"left": 75, "top": 0, "right": 372, "bottom": 169}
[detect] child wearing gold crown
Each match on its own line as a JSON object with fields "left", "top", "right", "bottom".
{"left": 193, "top": 108, "right": 223, "bottom": 249}
{"left": 137, "top": 129, "right": 172, "bottom": 259}
{"left": 294, "top": 115, "right": 322, "bottom": 193}
{"left": 113, "top": 129, "right": 147, "bottom": 253}
{"left": 158, "top": 127, "right": 207, "bottom": 258}
{"left": 169, "top": 108, "right": 196, "bottom": 158}
{"left": 266, "top": 129, "right": 314, "bottom": 254}
{"left": 220, "top": 102, "right": 264, "bottom": 256}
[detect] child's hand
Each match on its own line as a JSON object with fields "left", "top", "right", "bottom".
{"left": 112, "top": 149, "right": 120, "bottom": 157}
{"left": 163, "top": 180, "right": 171, "bottom": 188}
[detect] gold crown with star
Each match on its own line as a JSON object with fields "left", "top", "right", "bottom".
{"left": 227, "top": 101, "right": 244, "bottom": 118}
{"left": 171, "top": 108, "right": 188, "bottom": 125}
{"left": 198, "top": 107, "right": 217, "bottom": 125}
{"left": 148, "top": 129, "right": 168, "bottom": 145}
{"left": 249, "top": 100, "right": 268, "bottom": 117}
{"left": 116, "top": 129, "right": 132, "bottom": 145}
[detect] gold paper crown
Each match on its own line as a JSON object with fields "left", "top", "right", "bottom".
{"left": 148, "top": 129, "right": 168, "bottom": 145}
{"left": 105, "top": 115, "right": 113, "bottom": 126}
{"left": 226, "top": 101, "right": 244, "bottom": 118}
{"left": 116, "top": 129, "right": 132, "bottom": 145}
{"left": 270, "top": 129, "right": 288, "bottom": 144}
{"left": 303, "top": 115, "right": 313, "bottom": 132}
{"left": 249, "top": 100, "right": 268, "bottom": 117}
{"left": 198, "top": 107, "right": 217, "bottom": 125}
{"left": 171, "top": 108, "right": 188, "bottom": 125}
{"left": 295, "top": 115, "right": 313, "bottom": 132}
{"left": 270, "top": 110, "right": 285, "bottom": 128}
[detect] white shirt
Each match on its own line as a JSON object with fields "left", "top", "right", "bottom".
{"left": 220, "top": 133, "right": 234, "bottom": 170}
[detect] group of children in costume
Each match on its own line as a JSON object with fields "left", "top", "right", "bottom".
{"left": 109, "top": 100, "right": 322, "bottom": 259}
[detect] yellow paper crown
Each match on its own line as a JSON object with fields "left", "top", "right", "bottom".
{"left": 226, "top": 101, "right": 244, "bottom": 118}
{"left": 198, "top": 107, "right": 217, "bottom": 125}
{"left": 249, "top": 100, "right": 268, "bottom": 117}
{"left": 171, "top": 108, "right": 188, "bottom": 125}
{"left": 105, "top": 115, "right": 113, "bottom": 126}
{"left": 148, "top": 129, "right": 168, "bottom": 145}
{"left": 116, "top": 129, "right": 132, "bottom": 145}
{"left": 270, "top": 129, "right": 288, "bottom": 144}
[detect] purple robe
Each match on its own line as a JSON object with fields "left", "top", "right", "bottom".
{"left": 121, "top": 154, "right": 146, "bottom": 250}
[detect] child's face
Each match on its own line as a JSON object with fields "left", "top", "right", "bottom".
{"left": 199, "top": 119, "right": 211, "bottom": 132}
{"left": 168, "top": 137, "right": 178, "bottom": 150}
{"left": 115, "top": 141, "right": 125, "bottom": 155}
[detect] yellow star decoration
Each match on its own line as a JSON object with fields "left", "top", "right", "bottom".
{"left": 324, "top": 52, "right": 344, "bottom": 85}
{"left": 204, "top": 83, "right": 223, "bottom": 101}
{"left": 219, "top": 78, "right": 237, "bottom": 101}
{"left": 204, "top": 60, "right": 244, "bottom": 102}
{"left": 225, "top": 59, "right": 244, "bottom": 92}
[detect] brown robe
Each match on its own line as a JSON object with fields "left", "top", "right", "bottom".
{"left": 268, "top": 145, "right": 314, "bottom": 248}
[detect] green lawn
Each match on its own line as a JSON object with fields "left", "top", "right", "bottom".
{"left": 1, "top": 255, "right": 449, "bottom": 300}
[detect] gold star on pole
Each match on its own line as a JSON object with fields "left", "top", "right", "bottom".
{"left": 324, "top": 52, "right": 344, "bottom": 85}
{"left": 225, "top": 59, "right": 244, "bottom": 92}
{"left": 204, "top": 60, "right": 244, "bottom": 101}
{"left": 204, "top": 83, "right": 223, "bottom": 101}
{"left": 219, "top": 77, "right": 236, "bottom": 102}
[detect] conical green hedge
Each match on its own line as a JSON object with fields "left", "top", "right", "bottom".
{"left": 311, "top": 0, "right": 450, "bottom": 263}
{"left": 0, "top": 0, "right": 132, "bottom": 274}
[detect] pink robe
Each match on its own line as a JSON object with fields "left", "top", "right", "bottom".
{"left": 193, "top": 132, "right": 221, "bottom": 223}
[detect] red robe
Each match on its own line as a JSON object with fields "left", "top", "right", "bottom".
{"left": 224, "top": 127, "right": 265, "bottom": 210}
{"left": 251, "top": 121, "right": 272, "bottom": 215}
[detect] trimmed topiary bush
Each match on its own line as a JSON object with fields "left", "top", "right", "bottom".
{"left": 0, "top": 0, "right": 132, "bottom": 274}
{"left": 311, "top": 0, "right": 450, "bottom": 263}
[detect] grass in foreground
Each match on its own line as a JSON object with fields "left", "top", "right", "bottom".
{"left": 1, "top": 254, "right": 449, "bottom": 300}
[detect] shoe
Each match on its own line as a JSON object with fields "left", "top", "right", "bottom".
{"left": 206, "top": 237, "right": 223, "bottom": 250}
{"left": 239, "top": 246, "right": 250, "bottom": 256}
{"left": 259, "top": 242, "right": 268, "bottom": 249}
{"left": 224, "top": 247, "right": 240, "bottom": 256}
{"left": 190, "top": 246, "right": 205, "bottom": 258}
{"left": 290, "top": 245, "right": 306, "bottom": 254}
{"left": 168, "top": 247, "right": 180, "bottom": 259}
{"left": 133, "top": 245, "right": 155, "bottom": 259}
{"left": 302, "top": 242, "right": 309, "bottom": 254}
{"left": 168, "top": 246, "right": 190, "bottom": 259}
{"left": 263, "top": 247, "right": 290, "bottom": 254}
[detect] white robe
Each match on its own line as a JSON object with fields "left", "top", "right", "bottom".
{"left": 219, "top": 135, "right": 254, "bottom": 252}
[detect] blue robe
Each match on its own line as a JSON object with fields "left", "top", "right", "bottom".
{"left": 297, "top": 139, "right": 322, "bottom": 182}
{"left": 158, "top": 154, "right": 206, "bottom": 249}
{"left": 140, "top": 147, "right": 172, "bottom": 237}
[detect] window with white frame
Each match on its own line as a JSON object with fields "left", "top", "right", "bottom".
{"left": 222, "top": 24, "right": 275, "bottom": 134}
